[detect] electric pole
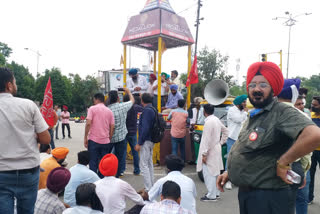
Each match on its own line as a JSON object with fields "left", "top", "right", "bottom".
{"left": 194, "top": 0, "right": 203, "bottom": 57}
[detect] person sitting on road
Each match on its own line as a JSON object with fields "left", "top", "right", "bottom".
{"left": 34, "top": 167, "right": 71, "bottom": 214}
{"left": 39, "top": 147, "right": 69, "bottom": 189}
{"left": 140, "top": 180, "right": 194, "bottom": 214}
{"left": 39, "top": 144, "right": 52, "bottom": 163}
{"left": 63, "top": 183, "right": 103, "bottom": 214}
{"left": 95, "top": 154, "right": 145, "bottom": 214}
{"left": 146, "top": 154, "right": 197, "bottom": 213}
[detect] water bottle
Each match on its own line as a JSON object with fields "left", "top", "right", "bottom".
{"left": 286, "top": 169, "right": 301, "bottom": 184}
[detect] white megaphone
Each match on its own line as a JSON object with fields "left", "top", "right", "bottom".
{"left": 204, "top": 79, "right": 229, "bottom": 106}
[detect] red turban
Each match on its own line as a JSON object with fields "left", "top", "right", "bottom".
{"left": 99, "top": 154, "right": 118, "bottom": 177}
{"left": 63, "top": 105, "right": 68, "bottom": 110}
{"left": 150, "top": 73, "right": 157, "bottom": 81}
{"left": 246, "top": 62, "right": 284, "bottom": 96}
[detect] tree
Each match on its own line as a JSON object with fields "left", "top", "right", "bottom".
{"left": 0, "top": 42, "right": 12, "bottom": 58}
{"left": 181, "top": 47, "right": 233, "bottom": 99}
{"left": 296, "top": 74, "right": 320, "bottom": 108}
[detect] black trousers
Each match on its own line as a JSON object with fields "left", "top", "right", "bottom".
{"left": 238, "top": 187, "right": 295, "bottom": 214}
{"left": 62, "top": 123, "right": 71, "bottom": 138}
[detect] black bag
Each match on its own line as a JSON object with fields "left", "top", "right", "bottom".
{"left": 149, "top": 106, "right": 166, "bottom": 143}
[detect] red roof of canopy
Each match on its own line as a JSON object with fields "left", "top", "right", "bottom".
{"left": 121, "top": 0, "right": 194, "bottom": 51}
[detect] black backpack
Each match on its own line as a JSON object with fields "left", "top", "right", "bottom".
{"left": 149, "top": 106, "right": 166, "bottom": 143}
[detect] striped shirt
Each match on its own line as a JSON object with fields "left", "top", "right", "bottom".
{"left": 34, "top": 189, "right": 65, "bottom": 214}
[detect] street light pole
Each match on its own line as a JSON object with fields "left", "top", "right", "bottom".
{"left": 273, "top": 12, "right": 311, "bottom": 78}
{"left": 24, "top": 48, "right": 41, "bottom": 76}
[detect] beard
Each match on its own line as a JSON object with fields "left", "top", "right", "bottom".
{"left": 249, "top": 91, "right": 274, "bottom": 108}
{"left": 238, "top": 105, "right": 244, "bottom": 110}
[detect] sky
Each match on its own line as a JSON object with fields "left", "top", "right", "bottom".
{"left": 1, "top": 0, "right": 320, "bottom": 84}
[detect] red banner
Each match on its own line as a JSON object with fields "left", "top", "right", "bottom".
{"left": 186, "top": 55, "right": 199, "bottom": 87}
{"left": 40, "top": 77, "right": 55, "bottom": 127}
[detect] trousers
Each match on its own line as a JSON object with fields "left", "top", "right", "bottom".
{"left": 139, "top": 140, "right": 154, "bottom": 191}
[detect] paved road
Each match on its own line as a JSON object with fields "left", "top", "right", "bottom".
{"left": 56, "top": 122, "right": 320, "bottom": 213}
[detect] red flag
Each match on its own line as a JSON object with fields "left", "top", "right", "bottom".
{"left": 186, "top": 55, "right": 199, "bottom": 87}
{"left": 40, "top": 77, "right": 55, "bottom": 127}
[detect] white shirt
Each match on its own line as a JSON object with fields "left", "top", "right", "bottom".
{"left": 63, "top": 206, "right": 103, "bottom": 214}
{"left": 64, "top": 164, "right": 100, "bottom": 207}
{"left": 152, "top": 81, "right": 168, "bottom": 96}
{"left": 226, "top": 105, "right": 248, "bottom": 140}
{"left": 126, "top": 75, "right": 148, "bottom": 94}
{"left": 40, "top": 153, "right": 52, "bottom": 163}
{"left": 148, "top": 171, "right": 197, "bottom": 213}
{"left": 197, "top": 115, "right": 228, "bottom": 176}
{"left": 190, "top": 107, "right": 205, "bottom": 125}
{"left": 95, "top": 176, "right": 144, "bottom": 214}
{"left": 0, "top": 93, "right": 48, "bottom": 170}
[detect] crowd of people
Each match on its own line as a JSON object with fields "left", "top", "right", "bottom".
{"left": 1, "top": 61, "right": 320, "bottom": 214}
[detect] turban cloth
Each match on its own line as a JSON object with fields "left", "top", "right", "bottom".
{"left": 165, "top": 154, "right": 184, "bottom": 171}
{"left": 63, "top": 105, "right": 68, "bottom": 110}
{"left": 52, "top": 147, "right": 69, "bottom": 159}
{"left": 161, "top": 72, "right": 169, "bottom": 80}
{"left": 170, "top": 84, "right": 178, "bottom": 90}
{"left": 233, "top": 94, "right": 248, "bottom": 105}
{"left": 150, "top": 73, "right": 157, "bottom": 81}
{"left": 129, "top": 68, "right": 138, "bottom": 75}
{"left": 99, "top": 154, "right": 118, "bottom": 177}
{"left": 47, "top": 167, "right": 71, "bottom": 193}
{"left": 278, "top": 78, "right": 301, "bottom": 104}
{"left": 246, "top": 62, "right": 284, "bottom": 96}
{"left": 194, "top": 97, "right": 203, "bottom": 104}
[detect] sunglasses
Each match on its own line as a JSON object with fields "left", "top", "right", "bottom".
{"left": 248, "top": 82, "right": 270, "bottom": 89}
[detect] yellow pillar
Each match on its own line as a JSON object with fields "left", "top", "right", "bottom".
{"left": 157, "top": 37, "right": 162, "bottom": 113}
{"left": 153, "top": 50, "right": 157, "bottom": 74}
{"left": 187, "top": 45, "right": 192, "bottom": 108}
{"left": 123, "top": 45, "right": 127, "bottom": 87}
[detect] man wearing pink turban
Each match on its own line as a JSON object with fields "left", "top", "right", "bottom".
{"left": 217, "top": 61, "right": 320, "bottom": 214}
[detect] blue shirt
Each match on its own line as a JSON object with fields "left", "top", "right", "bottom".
{"left": 64, "top": 164, "right": 100, "bottom": 207}
{"left": 126, "top": 104, "right": 144, "bottom": 136}
{"left": 165, "top": 92, "right": 183, "bottom": 109}
{"left": 138, "top": 104, "right": 156, "bottom": 145}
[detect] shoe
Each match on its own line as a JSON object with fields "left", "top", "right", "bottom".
{"left": 63, "top": 137, "right": 65, "bottom": 139}
{"left": 225, "top": 181, "right": 232, "bottom": 190}
{"left": 56, "top": 138, "right": 59, "bottom": 140}
{"left": 134, "top": 172, "right": 140, "bottom": 176}
{"left": 68, "top": 136, "right": 72, "bottom": 139}
{"left": 308, "top": 200, "right": 313, "bottom": 205}
{"left": 200, "top": 196, "right": 217, "bottom": 202}
{"left": 119, "top": 172, "right": 124, "bottom": 177}
{"left": 188, "top": 161, "right": 196, "bottom": 165}
{"left": 216, "top": 195, "right": 220, "bottom": 200}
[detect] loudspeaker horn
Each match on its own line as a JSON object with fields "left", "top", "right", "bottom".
{"left": 204, "top": 79, "right": 229, "bottom": 106}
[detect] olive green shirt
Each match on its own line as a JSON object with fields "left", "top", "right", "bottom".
{"left": 228, "top": 99, "right": 315, "bottom": 189}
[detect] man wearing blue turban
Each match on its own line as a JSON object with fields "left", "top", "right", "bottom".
{"left": 224, "top": 94, "right": 248, "bottom": 190}
{"left": 162, "top": 84, "right": 183, "bottom": 113}
{"left": 126, "top": 68, "right": 148, "bottom": 95}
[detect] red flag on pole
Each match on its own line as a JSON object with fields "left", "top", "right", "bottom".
{"left": 186, "top": 55, "right": 199, "bottom": 87}
{"left": 40, "top": 77, "right": 55, "bottom": 127}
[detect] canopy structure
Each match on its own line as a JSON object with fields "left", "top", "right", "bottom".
{"left": 121, "top": 0, "right": 194, "bottom": 111}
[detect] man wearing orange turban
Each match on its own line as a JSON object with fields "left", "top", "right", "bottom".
{"left": 217, "top": 62, "right": 320, "bottom": 214}
{"left": 95, "top": 154, "right": 145, "bottom": 213}
{"left": 39, "top": 147, "right": 69, "bottom": 189}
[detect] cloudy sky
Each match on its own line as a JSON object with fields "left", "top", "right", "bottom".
{"left": 1, "top": 0, "right": 319, "bottom": 83}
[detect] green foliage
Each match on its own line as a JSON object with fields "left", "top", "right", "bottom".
{"left": 8, "top": 61, "right": 35, "bottom": 100}
{"left": 0, "top": 54, "right": 6, "bottom": 66}
{"left": 0, "top": 42, "right": 12, "bottom": 58}
{"left": 296, "top": 74, "right": 320, "bottom": 108}
{"left": 229, "top": 78, "right": 247, "bottom": 97}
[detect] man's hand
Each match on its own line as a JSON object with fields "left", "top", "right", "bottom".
{"left": 161, "top": 107, "right": 166, "bottom": 111}
{"left": 217, "top": 172, "right": 229, "bottom": 192}
{"left": 276, "top": 163, "right": 293, "bottom": 185}
{"left": 84, "top": 137, "right": 88, "bottom": 148}
{"left": 123, "top": 87, "right": 130, "bottom": 93}
{"left": 135, "top": 144, "right": 141, "bottom": 152}
{"left": 299, "top": 177, "right": 307, "bottom": 189}
{"left": 202, "top": 155, "right": 207, "bottom": 164}
{"left": 137, "top": 189, "right": 149, "bottom": 201}
{"left": 134, "top": 86, "right": 141, "bottom": 91}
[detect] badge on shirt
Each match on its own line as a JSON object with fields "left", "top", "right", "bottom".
{"left": 249, "top": 132, "right": 258, "bottom": 141}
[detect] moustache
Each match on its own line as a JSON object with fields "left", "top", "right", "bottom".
{"left": 252, "top": 92, "right": 264, "bottom": 97}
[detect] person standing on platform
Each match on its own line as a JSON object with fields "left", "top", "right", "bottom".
{"left": 308, "top": 96, "right": 320, "bottom": 204}
{"left": 162, "top": 84, "right": 183, "bottom": 114}
{"left": 108, "top": 88, "right": 134, "bottom": 177}
{"left": 126, "top": 68, "right": 148, "bottom": 95}
{"left": 135, "top": 93, "right": 156, "bottom": 191}
{"left": 225, "top": 94, "right": 248, "bottom": 190}
{"left": 167, "top": 99, "right": 189, "bottom": 161}
{"left": 61, "top": 105, "right": 72, "bottom": 139}
{"left": 152, "top": 73, "right": 169, "bottom": 108}
{"left": 170, "top": 70, "right": 184, "bottom": 91}
{"left": 147, "top": 73, "right": 157, "bottom": 96}
{"left": 217, "top": 61, "right": 320, "bottom": 214}
{"left": 84, "top": 93, "right": 115, "bottom": 177}
{"left": 197, "top": 104, "right": 228, "bottom": 202}
{"left": 0, "top": 67, "right": 50, "bottom": 214}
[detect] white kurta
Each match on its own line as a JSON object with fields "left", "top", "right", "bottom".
{"left": 196, "top": 115, "right": 228, "bottom": 176}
